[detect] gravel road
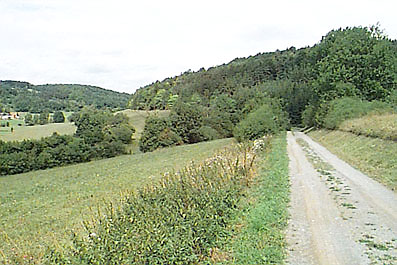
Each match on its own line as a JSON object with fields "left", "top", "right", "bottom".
{"left": 286, "top": 132, "right": 397, "bottom": 265}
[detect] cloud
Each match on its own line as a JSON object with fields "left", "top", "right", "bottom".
{"left": 0, "top": 0, "right": 396, "bottom": 93}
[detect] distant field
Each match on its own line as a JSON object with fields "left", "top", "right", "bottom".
{"left": 0, "top": 138, "right": 233, "bottom": 263}
{"left": 119, "top": 109, "right": 170, "bottom": 138}
{"left": 0, "top": 122, "right": 76, "bottom": 142}
{"left": 119, "top": 110, "right": 170, "bottom": 153}
{"left": 0, "top": 110, "right": 167, "bottom": 143}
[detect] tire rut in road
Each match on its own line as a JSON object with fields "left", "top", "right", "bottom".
{"left": 286, "top": 132, "right": 397, "bottom": 265}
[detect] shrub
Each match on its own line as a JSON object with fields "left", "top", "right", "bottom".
{"left": 322, "top": 97, "right": 392, "bottom": 129}
{"left": 301, "top": 104, "right": 316, "bottom": 128}
{"left": 139, "top": 115, "right": 182, "bottom": 152}
{"left": 233, "top": 103, "right": 289, "bottom": 142}
{"left": 197, "top": 126, "right": 221, "bottom": 141}
{"left": 169, "top": 102, "right": 203, "bottom": 144}
{"left": 53, "top": 111, "right": 65, "bottom": 123}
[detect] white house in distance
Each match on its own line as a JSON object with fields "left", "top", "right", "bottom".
{"left": 0, "top": 112, "right": 20, "bottom": 120}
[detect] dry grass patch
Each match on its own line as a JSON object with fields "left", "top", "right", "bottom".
{"left": 339, "top": 113, "right": 397, "bottom": 141}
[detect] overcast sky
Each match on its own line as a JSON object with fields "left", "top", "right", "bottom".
{"left": 1, "top": 0, "right": 396, "bottom": 93}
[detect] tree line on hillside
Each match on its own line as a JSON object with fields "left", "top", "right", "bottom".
{"left": 139, "top": 98, "right": 289, "bottom": 152}
{"left": 0, "top": 81, "right": 130, "bottom": 113}
{"left": 23, "top": 111, "right": 66, "bottom": 126}
{"left": 0, "top": 109, "right": 135, "bottom": 176}
{"left": 129, "top": 25, "right": 397, "bottom": 140}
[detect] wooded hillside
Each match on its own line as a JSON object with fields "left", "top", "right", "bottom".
{"left": 128, "top": 26, "right": 397, "bottom": 126}
{"left": 0, "top": 81, "right": 130, "bottom": 112}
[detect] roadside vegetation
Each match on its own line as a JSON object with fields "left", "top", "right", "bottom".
{"left": 339, "top": 113, "right": 397, "bottom": 141}
{"left": 0, "top": 138, "right": 232, "bottom": 264}
{"left": 303, "top": 97, "right": 393, "bottom": 129}
{"left": 306, "top": 97, "right": 396, "bottom": 192}
{"left": 45, "top": 140, "right": 258, "bottom": 264}
{"left": 224, "top": 134, "right": 289, "bottom": 264}
{"left": 309, "top": 130, "right": 397, "bottom": 192}
{"left": 45, "top": 135, "right": 289, "bottom": 265}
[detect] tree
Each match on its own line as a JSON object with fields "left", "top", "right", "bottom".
{"left": 169, "top": 102, "right": 203, "bottom": 144}
{"left": 24, "top": 113, "right": 34, "bottom": 126}
{"left": 53, "top": 111, "right": 65, "bottom": 123}
{"left": 139, "top": 115, "right": 181, "bottom": 152}
{"left": 74, "top": 109, "right": 109, "bottom": 145}
{"left": 233, "top": 102, "right": 289, "bottom": 142}
{"left": 314, "top": 26, "right": 396, "bottom": 101}
{"left": 39, "top": 111, "right": 49, "bottom": 125}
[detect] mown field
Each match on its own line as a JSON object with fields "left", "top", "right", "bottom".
{"left": 118, "top": 109, "right": 170, "bottom": 153}
{"left": 119, "top": 109, "right": 170, "bottom": 138}
{"left": 309, "top": 129, "right": 397, "bottom": 192}
{"left": 0, "top": 122, "right": 76, "bottom": 142}
{"left": 0, "top": 110, "right": 169, "bottom": 143}
{"left": 0, "top": 138, "right": 232, "bottom": 264}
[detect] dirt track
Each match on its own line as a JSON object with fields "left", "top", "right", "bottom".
{"left": 286, "top": 132, "right": 397, "bottom": 265}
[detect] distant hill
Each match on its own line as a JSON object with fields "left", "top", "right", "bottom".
{"left": 0, "top": 81, "right": 130, "bottom": 112}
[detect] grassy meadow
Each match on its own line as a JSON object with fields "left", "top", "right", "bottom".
{"left": 0, "top": 138, "right": 232, "bottom": 264}
{"left": 339, "top": 113, "right": 397, "bottom": 141}
{"left": 119, "top": 109, "right": 170, "bottom": 139}
{"left": 119, "top": 110, "right": 170, "bottom": 153}
{"left": 0, "top": 122, "right": 76, "bottom": 142}
{"left": 309, "top": 130, "right": 397, "bottom": 192}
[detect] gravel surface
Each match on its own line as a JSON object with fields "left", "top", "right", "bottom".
{"left": 286, "top": 132, "right": 397, "bottom": 265}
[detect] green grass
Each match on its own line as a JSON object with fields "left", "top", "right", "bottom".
{"left": 0, "top": 122, "right": 76, "bottom": 142}
{"left": 339, "top": 113, "right": 397, "bottom": 141}
{"left": 0, "top": 138, "right": 232, "bottom": 264}
{"left": 309, "top": 130, "right": 397, "bottom": 192}
{"left": 223, "top": 133, "right": 290, "bottom": 264}
{"left": 119, "top": 110, "right": 170, "bottom": 153}
{"left": 119, "top": 109, "right": 170, "bottom": 139}
{"left": 46, "top": 140, "right": 256, "bottom": 264}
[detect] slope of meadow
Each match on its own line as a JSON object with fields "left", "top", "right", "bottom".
{"left": 309, "top": 114, "right": 397, "bottom": 192}
{"left": 0, "top": 138, "right": 232, "bottom": 263}
{"left": 119, "top": 109, "right": 170, "bottom": 139}
{"left": 339, "top": 113, "right": 397, "bottom": 141}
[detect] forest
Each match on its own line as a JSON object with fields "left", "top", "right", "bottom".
{"left": 0, "top": 81, "right": 130, "bottom": 112}
{"left": 129, "top": 26, "right": 396, "bottom": 143}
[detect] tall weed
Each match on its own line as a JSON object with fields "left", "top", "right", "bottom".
{"left": 225, "top": 133, "right": 289, "bottom": 264}
{"left": 45, "top": 141, "right": 265, "bottom": 264}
